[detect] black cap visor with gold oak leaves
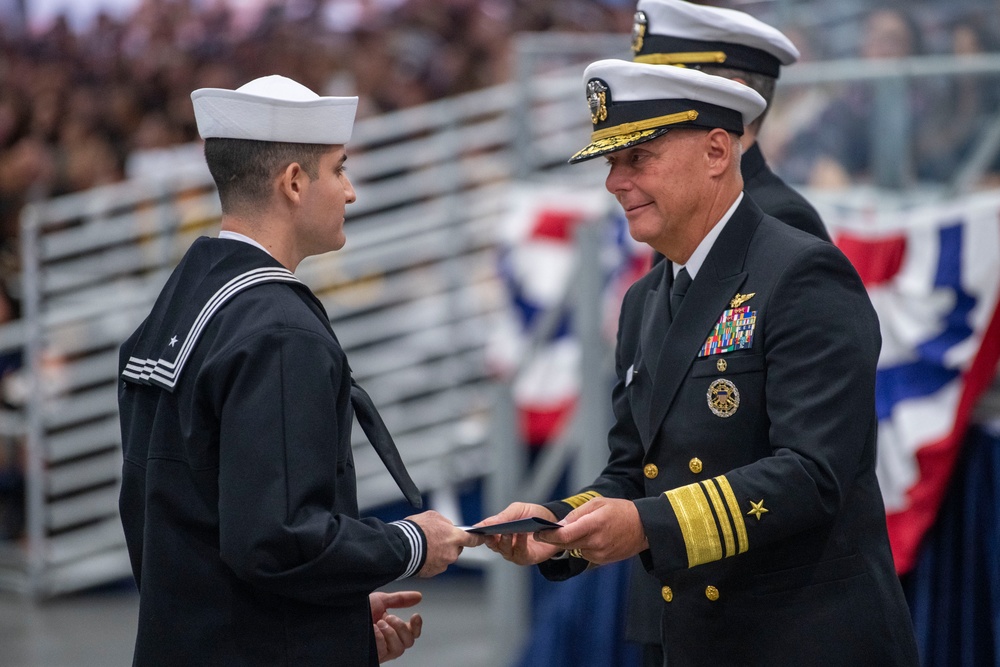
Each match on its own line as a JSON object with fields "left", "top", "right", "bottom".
{"left": 569, "top": 77, "right": 745, "bottom": 164}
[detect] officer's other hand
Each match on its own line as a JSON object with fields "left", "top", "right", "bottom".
{"left": 534, "top": 497, "right": 647, "bottom": 565}
{"left": 476, "top": 502, "right": 562, "bottom": 566}
{"left": 407, "top": 510, "right": 484, "bottom": 577}
{"left": 370, "top": 590, "right": 422, "bottom": 662}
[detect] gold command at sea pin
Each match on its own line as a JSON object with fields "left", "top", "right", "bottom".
{"left": 699, "top": 293, "right": 757, "bottom": 357}
{"left": 707, "top": 378, "right": 740, "bottom": 418}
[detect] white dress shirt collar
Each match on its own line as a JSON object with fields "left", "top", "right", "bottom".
{"left": 673, "top": 191, "right": 744, "bottom": 280}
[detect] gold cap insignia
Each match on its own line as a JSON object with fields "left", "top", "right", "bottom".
{"left": 729, "top": 292, "right": 755, "bottom": 309}
{"left": 586, "top": 79, "right": 609, "bottom": 125}
{"left": 631, "top": 11, "right": 648, "bottom": 54}
{"left": 707, "top": 378, "right": 740, "bottom": 418}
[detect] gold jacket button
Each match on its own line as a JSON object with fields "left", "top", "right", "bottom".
{"left": 689, "top": 458, "right": 703, "bottom": 474}
{"left": 644, "top": 464, "right": 658, "bottom": 479}
{"left": 661, "top": 586, "right": 673, "bottom": 602}
{"left": 705, "top": 585, "right": 719, "bottom": 601}
{"left": 716, "top": 358, "right": 727, "bottom": 372}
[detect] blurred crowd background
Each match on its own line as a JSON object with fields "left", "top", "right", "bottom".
{"left": 760, "top": 4, "right": 1000, "bottom": 190}
{"left": 0, "top": 0, "right": 634, "bottom": 254}
{"left": 3, "top": 0, "right": 1000, "bottom": 271}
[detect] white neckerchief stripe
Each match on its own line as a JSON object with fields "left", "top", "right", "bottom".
{"left": 122, "top": 266, "right": 300, "bottom": 388}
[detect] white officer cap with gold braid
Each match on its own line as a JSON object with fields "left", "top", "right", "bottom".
{"left": 569, "top": 59, "right": 766, "bottom": 164}
{"left": 632, "top": 0, "right": 799, "bottom": 78}
{"left": 191, "top": 75, "right": 358, "bottom": 144}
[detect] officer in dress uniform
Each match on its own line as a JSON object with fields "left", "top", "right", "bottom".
{"left": 482, "top": 60, "right": 919, "bottom": 667}
{"left": 628, "top": 3, "right": 833, "bottom": 661}
{"left": 117, "top": 75, "right": 482, "bottom": 667}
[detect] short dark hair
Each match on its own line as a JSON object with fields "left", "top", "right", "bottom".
{"left": 696, "top": 66, "right": 777, "bottom": 135}
{"left": 203, "top": 138, "right": 331, "bottom": 213}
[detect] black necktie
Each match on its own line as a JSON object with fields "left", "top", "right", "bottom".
{"left": 670, "top": 267, "right": 692, "bottom": 319}
{"left": 350, "top": 380, "right": 423, "bottom": 509}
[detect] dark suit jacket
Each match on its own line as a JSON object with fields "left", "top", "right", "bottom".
{"left": 542, "top": 197, "right": 919, "bottom": 666}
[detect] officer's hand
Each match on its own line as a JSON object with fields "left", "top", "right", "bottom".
{"left": 370, "top": 591, "right": 422, "bottom": 663}
{"left": 534, "top": 497, "right": 647, "bottom": 565}
{"left": 476, "top": 502, "right": 563, "bottom": 566}
{"left": 406, "top": 510, "right": 484, "bottom": 577}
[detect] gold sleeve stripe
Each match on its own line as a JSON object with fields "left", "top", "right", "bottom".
{"left": 714, "top": 475, "right": 748, "bottom": 554}
{"left": 562, "top": 490, "right": 602, "bottom": 510}
{"left": 665, "top": 483, "right": 723, "bottom": 568}
{"left": 590, "top": 110, "right": 699, "bottom": 141}
{"left": 700, "top": 480, "right": 736, "bottom": 558}
{"left": 634, "top": 51, "right": 728, "bottom": 66}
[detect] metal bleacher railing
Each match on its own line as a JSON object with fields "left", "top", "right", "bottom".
{"left": 1, "top": 37, "right": 999, "bottom": 667}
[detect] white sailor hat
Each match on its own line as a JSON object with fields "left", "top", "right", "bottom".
{"left": 191, "top": 75, "right": 358, "bottom": 144}
{"left": 632, "top": 0, "right": 799, "bottom": 78}
{"left": 570, "top": 58, "right": 766, "bottom": 163}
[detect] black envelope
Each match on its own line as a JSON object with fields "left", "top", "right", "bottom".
{"left": 465, "top": 517, "right": 562, "bottom": 535}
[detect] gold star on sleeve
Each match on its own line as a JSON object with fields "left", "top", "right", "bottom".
{"left": 747, "top": 499, "right": 768, "bottom": 520}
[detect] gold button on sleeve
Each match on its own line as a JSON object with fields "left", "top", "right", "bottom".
{"left": 689, "top": 458, "right": 703, "bottom": 474}
{"left": 705, "top": 585, "right": 719, "bottom": 601}
{"left": 661, "top": 586, "right": 673, "bottom": 602}
{"left": 644, "top": 463, "right": 658, "bottom": 479}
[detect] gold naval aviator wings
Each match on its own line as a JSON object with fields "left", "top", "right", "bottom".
{"left": 729, "top": 292, "right": 755, "bottom": 309}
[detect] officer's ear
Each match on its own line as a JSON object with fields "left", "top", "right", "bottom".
{"left": 704, "top": 128, "right": 733, "bottom": 177}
